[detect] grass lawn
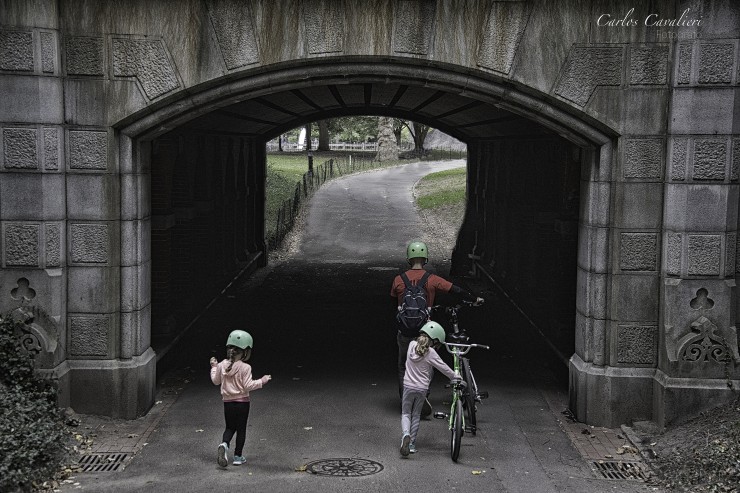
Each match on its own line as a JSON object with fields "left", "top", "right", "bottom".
{"left": 414, "top": 167, "right": 466, "bottom": 209}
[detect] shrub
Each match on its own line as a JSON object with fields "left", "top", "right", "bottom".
{"left": 0, "top": 313, "right": 67, "bottom": 492}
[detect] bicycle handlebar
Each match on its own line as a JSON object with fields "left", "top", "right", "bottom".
{"left": 442, "top": 342, "right": 490, "bottom": 356}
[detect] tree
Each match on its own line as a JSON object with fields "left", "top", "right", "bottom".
{"left": 408, "top": 121, "right": 430, "bottom": 156}
{"left": 318, "top": 120, "right": 330, "bottom": 151}
{"left": 375, "top": 116, "right": 398, "bottom": 161}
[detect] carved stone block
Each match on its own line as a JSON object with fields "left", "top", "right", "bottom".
{"left": 45, "top": 223, "right": 61, "bottom": 268}
{"left": 393, "top": 0, "right": 436, "bottom": 55}
{"left": 5, "top": 223, "right": 39, "bottom": 266}
{"left": 667, "top": 233, "right": 682, "bottom": 276}
{"left": 69, "top": 315, "right": 109, "bottom": 356}
{"left": 207, "top": 0, "right": 260, "bottom": 69}
{"left": 698, "top": 43, "right": 734, "bottom": 84}
{"left": 69, "top": 130, "right": 107, "bottom": 169}
{"left": 65, "top": 36, "right": 104, "bottom": 76}
{"left": 555, "top": 46, "right": 622, "bottom": 106}
{"left": 620, "top": 232, "right": 658, "bottom": 271}
{"left": 726, "top": 233, "right": 736, "bottom": 277}
{"left": 687, "top": 234, "right": 721, "bottom": 276}
{"left": 71, "top": 223, "right": 109, "bottom": 264}
{"left": 477, "top": 1, "right": 529, "bottom": 74}
{"left": 677, "top": 44, "right": 692, "bottom": 85}
{"left": 692, "top": 139, "right": 726, "bottom": 180}
{"left": 670, "top": 138, "right": 688, "bottom": 181}
{"left": 40, "top": 32, "right": 55, "bottom": 73}
{"left": 617, "top": 325, "right": 657, "bottom": 365}
{"left": 43, "top": 127, "right": 59, "bottom": 170}
{"left": 3, "top": 128, "right": 37, "bottom": 169}
{"left": 304, "top": 0, "right": 344, "bottom": 54}
{"left": 630, "top": 45, "right": 668, "bottom": 85}
{"left": 624, "top": 138, "right": 663, "bottom": 179}
{"left": 0, "top": 30, "right": 33, "bottom": 71}
{"left": 112, "top": 38, "right": 179, "bottom": 100}
{"left": 731, "top": 139, "right": 739, "bottom": 182}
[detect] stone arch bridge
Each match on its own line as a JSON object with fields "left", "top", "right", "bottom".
{"left": 1, "top": 0, "right": 738, "bottom": 428}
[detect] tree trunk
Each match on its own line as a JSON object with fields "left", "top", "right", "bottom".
{"left": 305, "top": 123, "right": 312, "bottom": 151}
{"left": 411, "top": 122, "right": 429, "bottom": 155}
{"left": 376, "top": 116, "right": 399, "bottom": 161}
{"left": 278, "top": 134, "right": 283, "bottom": 152}
{"left": 318, "top": 120, "right": 330, "bottom": 151}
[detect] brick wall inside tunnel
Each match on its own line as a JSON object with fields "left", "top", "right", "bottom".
{"left": 149, "top": 132, "right": 265, "bottom": 348}
{"left": 460, "top": 137, "right": 582, "bottom": 360}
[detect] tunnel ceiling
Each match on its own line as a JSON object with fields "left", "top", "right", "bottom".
{"left": 178, "top": 82, "right": 554, "bottom": 142}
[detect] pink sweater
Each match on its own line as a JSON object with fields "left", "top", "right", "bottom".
{"left": 210, "top": 360, "right": 266, "bottom": 402}
{"left": 403, "top": 341, "right": 457, "bottom": 392}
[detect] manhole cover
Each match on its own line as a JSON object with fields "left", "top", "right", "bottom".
{"left": 78, "top": 453, "right": 129, "bottom": 472}
{"left": 305, "top": 458, "right": 384, "bottom": 477}
{"left": 591, "top": 461, "right": 649, "bottom": 481}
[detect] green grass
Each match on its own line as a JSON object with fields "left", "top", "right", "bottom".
{"left": 414, "top": 167, "right": 466, "bottom": 209}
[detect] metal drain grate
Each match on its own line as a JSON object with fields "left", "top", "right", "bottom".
{"left": 305, "top": 458, "right": 384, "bottom": 477}
{"left": 591, "top": 461, "right": 649, "bottom": 481}
{"left": 78, "top": 453, "right": 129, "bottom": 472}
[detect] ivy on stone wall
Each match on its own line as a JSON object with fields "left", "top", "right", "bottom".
{"left": 0, "top": 314, "right": 66, "bottom": 492}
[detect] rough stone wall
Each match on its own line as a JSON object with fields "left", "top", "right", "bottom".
{"left": 0, "top": 0, "right": 738, "bottom": 424}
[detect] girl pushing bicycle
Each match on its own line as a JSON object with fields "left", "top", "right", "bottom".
{"left": 400, "top": 321, "right": 458, "bottom": 458}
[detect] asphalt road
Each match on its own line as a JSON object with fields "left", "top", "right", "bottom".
{"left": 67, "top": 161, "right": 660, "bottom": 493}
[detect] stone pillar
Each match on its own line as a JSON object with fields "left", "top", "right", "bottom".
{"left": 656, "top": 31, "right": 740, "bottom": 427}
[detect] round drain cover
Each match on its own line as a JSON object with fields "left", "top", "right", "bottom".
{"left": 305, "top": 458, "right": 384, "bottom": 477}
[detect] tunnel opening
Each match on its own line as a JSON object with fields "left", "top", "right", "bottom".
{"left": 117, "top": 57, "right": 615, "bottom": 407}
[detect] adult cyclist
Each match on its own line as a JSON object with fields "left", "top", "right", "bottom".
{"left": 390, "top": 240, "right": 484, "bottom": 403}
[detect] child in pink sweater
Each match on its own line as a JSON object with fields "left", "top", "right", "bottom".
{"left": 210, "top": 330, "right": 271, "bottom": 467}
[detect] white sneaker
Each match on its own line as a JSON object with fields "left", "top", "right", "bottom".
{"left": 217, "top": 442, "right": 229, "bottom": 467}
{"left": 400, "top": 434, "right": 411, "bottom": 457}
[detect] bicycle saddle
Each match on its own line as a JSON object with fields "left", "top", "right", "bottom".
{"left": 448, "top": 332, "right": 469, "bottom": 344}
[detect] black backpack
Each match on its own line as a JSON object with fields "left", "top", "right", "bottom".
{"left": 396, "top": 271, "right": 432, "bottom": 336}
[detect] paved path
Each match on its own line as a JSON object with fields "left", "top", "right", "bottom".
{"left": 60, "top": 162, "right": 661, "bottom": 493}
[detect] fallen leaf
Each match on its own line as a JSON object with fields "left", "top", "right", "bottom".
{"left": 303, "top": 427, "right": 313, "bottom": 430}
{"left": 295, "top": 465, "right": 308, "bottom": 472}
{"left": 155, "top": 401, "right": 163, "bottom": 405}
{"left": 195, "top": 429, "right": 204, "bottom": 433}
{"left": 472, "top": 470, "right": 484, "bottom": 475}
{"left": 127, "top": 434, "right": 139, "bottom": 438}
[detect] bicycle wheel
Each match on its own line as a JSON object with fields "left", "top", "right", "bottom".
{"left": 450, "top": 398, "right": 463, "bottom": 462}
{"left": 461, "top": 358, "right": 477, "bottom": 435}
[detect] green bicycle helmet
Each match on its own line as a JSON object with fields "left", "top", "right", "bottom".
{"left": 420, "top": 321, "right": 446, "bottom": 344}
{"left": 226, "top": 330, "right": 253, "bottom": 350}
{"left": 406, "top": 240, "right": 428, "bottom": 263}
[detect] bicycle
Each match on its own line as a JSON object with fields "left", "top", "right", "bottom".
{"left": 431, "top": 301, "right": 489, "bottom": 461}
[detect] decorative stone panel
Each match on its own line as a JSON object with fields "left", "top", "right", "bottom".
{"left": 112, "top": 38, "right": 179, "bottom": 100}
{"left": 3, "top": 128, "right": 37, "bottom": 169}
{"left": 630, "top": 45, "right": 669, "bottom": 85}
{"left": 477, "top": 1, "right": 529, "bottom": 74}
{"left": 677, "top": 44, "right": 692, "bottom": 85}
{"left": 43, "top": 127, "right": 59, "bottom": 170}
{"left": 737, "top": 237, "right": 740, "bottom": 275}
{"left": 624, "top": 138, "right": 663, "bottom": 179}
{"left": 70, "top": 224, "right": 108, "bottom": 264}
{"left": 40, "top": 32, "right": 55, "bottom": 73}
{"left": 620, "top": 233, "right": 658, "bottom": 271}
{"left": 687, "top": 235, "right": 721, "bottom": 276}
{"left": 303, "top": 0, "right": 344, "bottom": 54}
{"left": 0, "top": 30, "right": 33, "bottom": 71}
{"left": 5, "top": 223, "right": 39, "bottom": 267}
{"left": 393, "top": 0, "right": 436, "bottom": 55}
{"left": 207, "top": 0, "right": 260, "bottom": 69}
{"left": 731, "top": 139, "right": 739, "bottom": 181}
{"left": 69, "top": 315, "right": 109, "bottom": 356}
{"left": 554, "top": 46, "right": 623, "bottom": 106}
{"left": 617, "top": 325, "right": 657, "bottom": 365}
{"left": 670, "top": 138, "right": 688, "bottom": 181}
{"left": 726, "top": 233, "right": 736, "bottom": 277}
{"left": 698, "top": 43, "right": 734, "bottom": 84}
{"left": 667, "top": 233, "right": 682, "bottom": 276}
{"left": 69, "top": 130, "right": 107, "bottom": 169}
{"left": 45, "top": 223, "right": 60, "bottom": 268}
{"left": 692, "top": 139, "right": 726, "bottom": 180}
{"left": 65, "top": 36, "right": 104, "bottom": 76}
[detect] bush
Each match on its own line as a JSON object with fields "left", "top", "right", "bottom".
{"left": 0, "top": 314, "right": 67, "bottom": 492}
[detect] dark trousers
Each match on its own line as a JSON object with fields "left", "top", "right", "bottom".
{"left": 222, "top": 401, "right": 250, "bottom": 456}
{"left": 397, "top": 331, "right": 415, "bottom": 398}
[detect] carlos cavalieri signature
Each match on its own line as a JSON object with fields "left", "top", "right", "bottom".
{"left": 597, "top": 8, "right": 702, "bottom": 27}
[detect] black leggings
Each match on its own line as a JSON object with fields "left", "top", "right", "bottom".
{"left": 222, "top": 401, "right": 250, "bottom": 456}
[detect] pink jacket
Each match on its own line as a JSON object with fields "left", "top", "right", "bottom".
{"left": 210, "top": 359, "right": 267, "bottom": 402}
{"left": 403, "top": 341, "right": 457, "bottom": 392}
